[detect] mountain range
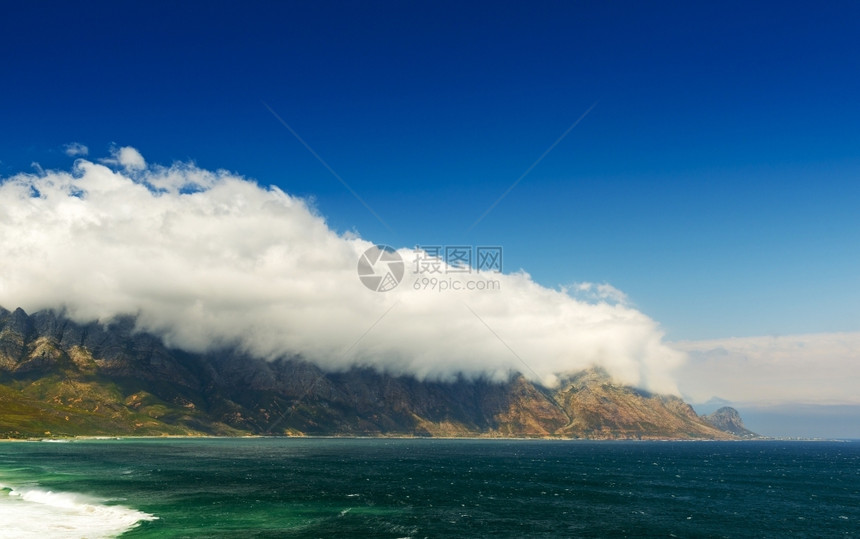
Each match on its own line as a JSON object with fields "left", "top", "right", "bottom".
{"left": 0, "top": 306, "right": 752, "bottom": 440}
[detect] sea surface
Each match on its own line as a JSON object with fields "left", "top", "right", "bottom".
{"left": 0, "top": 438, "right": 858, "bottom": 538}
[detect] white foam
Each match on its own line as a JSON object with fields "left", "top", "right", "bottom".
{"left": 0, "top": 482, "right": 157, "bottom": 538}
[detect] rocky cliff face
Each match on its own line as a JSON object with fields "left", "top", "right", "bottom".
{"left": 0, "top": 307, "right": 737, "bottom": 440}
{"left": 702, "top": 406, "right": 759, "bottom": 438}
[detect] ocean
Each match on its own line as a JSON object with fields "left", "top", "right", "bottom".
{"left": 0, "top": 438, "right": 857, "bottom": 538}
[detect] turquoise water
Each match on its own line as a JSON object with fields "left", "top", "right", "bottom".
{"left": 1, "top": 438, "right": 858, "bottom": 537}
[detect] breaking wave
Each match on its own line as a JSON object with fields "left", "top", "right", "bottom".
{"left": 0, "top": 481, "right": 156, "bottom": 538}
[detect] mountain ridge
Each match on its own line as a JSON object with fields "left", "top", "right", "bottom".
{"left": 0, "top": 306, "right": 746, "bottom": 440}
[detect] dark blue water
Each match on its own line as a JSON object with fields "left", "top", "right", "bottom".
{"left": 1, "top": 438, "right": 858, "bottom": 537}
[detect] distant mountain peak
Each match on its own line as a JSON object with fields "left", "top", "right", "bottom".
{"left": 702, "top": 407, "right": 759, "bottom": 438}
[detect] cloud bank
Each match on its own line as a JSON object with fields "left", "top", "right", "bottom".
{"left": 673, "top": 332, "right": 860, "bottom": 406}
{"left": 0, "top": 148, "right": 683, "bottom": 393}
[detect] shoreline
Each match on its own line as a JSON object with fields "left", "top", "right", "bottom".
{"left": 1, "top": 434, "right": 849, "bottom": 443}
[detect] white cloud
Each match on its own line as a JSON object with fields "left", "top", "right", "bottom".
{"left": 63, "top": 142, "right": 89, "bottom": 157}
{"left": 673, "top": 332, "right": 860, "bottom": 406}
{"left": 568, "top": 282, "right": 630, "bottom": 305}
{"left": 0, "top": 148, "right": 684, "bottom": 394}
{"left": 99, "top": 145, "right": 145, "bottom": 171}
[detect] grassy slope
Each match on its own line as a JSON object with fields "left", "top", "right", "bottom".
{"left": 0, "top": 375, "right": 242, "bottom": 439}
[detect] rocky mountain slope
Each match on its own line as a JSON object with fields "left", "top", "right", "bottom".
{"left": 0, "top": 307, "right": 745, "bottom": 439}
{"left": 702, "top": 406, "right": 759, "bottom": 438}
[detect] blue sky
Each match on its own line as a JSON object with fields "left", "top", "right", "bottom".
{"left": 2, "top": 0, "right": 859, "bottom": 344}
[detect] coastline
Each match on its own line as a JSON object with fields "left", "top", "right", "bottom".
{"left": 3, "top": 434, "right": 848, "bottom": 443}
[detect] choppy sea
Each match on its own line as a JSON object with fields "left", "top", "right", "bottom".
{"left": 0, "top": 438, "right": 858, "bottom": 538}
